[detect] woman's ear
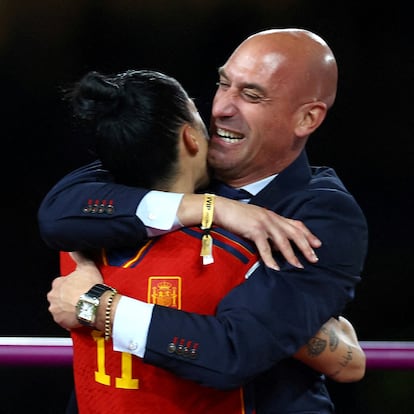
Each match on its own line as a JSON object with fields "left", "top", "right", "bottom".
{"left": 182, "top": 124, "right": 199, "bottom": 155}
{"left": 294, "top": 101, "right": 327, "bottom": 137}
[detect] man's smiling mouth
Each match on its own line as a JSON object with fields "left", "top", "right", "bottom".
{"left": 216, "top": 128, "right": 244, "bottom": 143}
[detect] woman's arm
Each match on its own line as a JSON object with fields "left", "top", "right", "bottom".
{"left": 294, "top": 316, "right": 366, "bottom": 382}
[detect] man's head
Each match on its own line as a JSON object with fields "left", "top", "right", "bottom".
{"left": 69, "top": 69, "right": 210, "bottom": 191}
{"left": 208, "top": 28, "right": 338, "bottom": 186}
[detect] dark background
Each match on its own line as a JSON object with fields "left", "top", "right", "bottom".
{"left": 1, "top": 1, "right": 412, "bottom": 413}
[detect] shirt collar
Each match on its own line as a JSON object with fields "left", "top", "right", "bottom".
{"left": 241, "top": 174, "right": 278, "bottom": 197}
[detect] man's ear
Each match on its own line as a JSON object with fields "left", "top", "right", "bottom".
{"left": 182, "top": 124, "right": 199, "bottom": 155}
{"left": 294, "top": 101, "right": 327, "bottom": 137}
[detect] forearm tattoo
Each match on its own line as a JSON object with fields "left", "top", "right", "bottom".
{"left": 306, "top": 325, "right": 354, "bottom": 377}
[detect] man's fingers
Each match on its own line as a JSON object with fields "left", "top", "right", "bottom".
{"left": 253, "top": 238, "right": 280, "bottom": 270}
{"left": 269, "top": 233, "right": 304, "bottom": 269}
{"left": 288, "top": 219, "right": 322, "bottom": 248}
{"left": 214, "top": 200, "right": 321, "bottom": 268}
{"left": 289, "top": 234, "right": 319, "bottom": 264}
{"left": 275, "top": 219, "right": 320, "bottom": 264}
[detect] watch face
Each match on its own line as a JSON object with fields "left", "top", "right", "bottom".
{"left": 78, "top": 301, "right": 95, "bottom": 320}
{"left": 77, "top": 296, "right": 99, "bottom": 325}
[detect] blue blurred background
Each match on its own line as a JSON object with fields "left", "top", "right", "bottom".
{"left": 1, "top": 1, "right": 412, "bottom": 412}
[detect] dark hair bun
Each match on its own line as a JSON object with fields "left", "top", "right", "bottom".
{"left": 71, "top": 71, "right": 122, "bottom": 121}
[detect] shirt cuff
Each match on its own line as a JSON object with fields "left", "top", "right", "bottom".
{"left": 136, "top": 190, "right": 184, "bottom": 236}
{"left": 112, "top": 295, "right": 154, "bottom": 358}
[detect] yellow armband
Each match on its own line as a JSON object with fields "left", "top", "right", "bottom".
{"left": 200, "top": 193, "right": 215, "bottom": 265}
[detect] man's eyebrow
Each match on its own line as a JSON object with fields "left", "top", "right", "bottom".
{"left": 217, "top": 67, "right": 267, "bottom": 96}
{"left": 244, "top": 82, "right": 266, "bottom": 95}
{"left": 217, "top": 67, "right": 227, "bottom": 78}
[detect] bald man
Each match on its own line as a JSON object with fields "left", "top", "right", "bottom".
{"left": 41, "top": 28, "right": 368, "bottom": 413}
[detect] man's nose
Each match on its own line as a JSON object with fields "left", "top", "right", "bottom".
{"left": 212, "top": 90, "right": 238, "bottom": 118}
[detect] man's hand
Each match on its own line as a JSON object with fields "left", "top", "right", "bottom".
{"left": 212, "top": 196, "right": 321, "bottom": 270}
{"left": 47, "top": 251, "right": 104, "bottom": 330}
{"left": 178, "top": 194, "right": 321, "bottom": 270}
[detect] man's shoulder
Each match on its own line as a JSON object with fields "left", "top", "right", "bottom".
{"left": 309, "top": 165, "right": 349, "bottom": 193}
{"left": 307, "top": 166, "right": 366, "bottom": 224}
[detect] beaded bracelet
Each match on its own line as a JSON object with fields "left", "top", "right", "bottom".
{"left": 200, "top": 193, "right": 215, "bottom": 265}
{"left": 104, "top": 291, "right": 117, "bottom": 341}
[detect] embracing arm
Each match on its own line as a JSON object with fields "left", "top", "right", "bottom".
{"left": 48, "top": 246, "right": 366, "bottom": 388}
{"left": 139, "top": 188, "right": 368, "bottom": 388}
{"left": 178, "top": 194, "right": 320, "bottom": 269}
{"left": 38, "top": 161, "right": 320, "bottom": 268}
{"left": 44, "top": 172, "right": 368, "bottom": 389}
{"left": 294, "top": 316, "right": 366, "bottom": 382}
{"left": 48, "top": 276, "right": 365, "bottom": 385}
{"left": 47, "top": 270, "right": 365, "bottom": 386}
{"left": 38, "top": 161, "right": 149, "bottom": 251}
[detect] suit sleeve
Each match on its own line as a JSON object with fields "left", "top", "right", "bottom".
{"left": 37, "top": 160, "right": 149, "bottom": 251}
{"left": 143, "top": 187, "right": 368, "bottom": 389}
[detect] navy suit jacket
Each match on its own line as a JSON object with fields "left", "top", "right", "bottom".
{"left": 38, "top": 151, "right": 368, "bottom": 413}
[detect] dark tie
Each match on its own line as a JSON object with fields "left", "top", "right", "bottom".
{"left": 212, "top": 182, "right": 252, "bottom": 200}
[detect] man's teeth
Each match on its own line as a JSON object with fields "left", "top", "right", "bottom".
{"left": 217, "top": 128, "right": 243, "bottom": 143}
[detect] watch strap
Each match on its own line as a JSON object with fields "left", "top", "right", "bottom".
{"left": 87, "top": 284, "right": 116, "bottom": 299}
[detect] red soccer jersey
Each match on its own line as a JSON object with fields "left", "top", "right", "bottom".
{"left": 60, "top": 226, "right": 259, "bottom": 414}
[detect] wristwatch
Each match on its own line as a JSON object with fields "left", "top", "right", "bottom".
{"left": 76, "top": 284, "right": 117, "bottom": 327}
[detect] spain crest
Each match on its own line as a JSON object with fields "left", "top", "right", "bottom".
{"left": 148, "top": 276, "right": 181, "bottom": 309}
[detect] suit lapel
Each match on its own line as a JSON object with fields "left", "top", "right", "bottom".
{"left": 250, "top": 151, "right": 312, "bottom": 208}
